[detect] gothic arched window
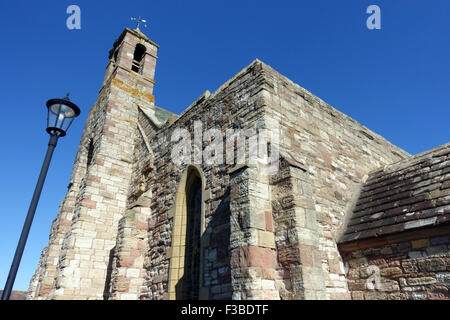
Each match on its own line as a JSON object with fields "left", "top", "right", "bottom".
{"left": 184, "top": 175, "right": 202, "bottom": 299}
{"left": 168, "top": 166, "right": 204, "bottom": 300}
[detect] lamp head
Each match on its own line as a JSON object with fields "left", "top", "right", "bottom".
{"left": 45, "top": 94, "right": 80, "bottom": 137}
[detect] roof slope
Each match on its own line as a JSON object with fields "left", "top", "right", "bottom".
{"left": 340, "top": 143, "right": 450, "bottom": 244}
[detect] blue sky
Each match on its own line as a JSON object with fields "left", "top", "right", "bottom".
{"left": 0, "top": 0, "right": 449, "bottom": 291}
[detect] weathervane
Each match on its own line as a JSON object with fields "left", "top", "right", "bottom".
{"left": 131, "top": 16, "right": 147, "bottom": 31}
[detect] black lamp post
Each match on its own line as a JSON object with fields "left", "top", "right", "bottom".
{"left": 1, "top": 95, "right": 80, "bottom": 300}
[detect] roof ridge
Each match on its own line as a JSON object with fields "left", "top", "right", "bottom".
{"left": 367, "top": 142, "right": 450, "bottom": 179}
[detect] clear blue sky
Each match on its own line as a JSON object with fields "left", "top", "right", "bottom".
{"left": 0, "top": 0, "right": 449, "bottom": 291}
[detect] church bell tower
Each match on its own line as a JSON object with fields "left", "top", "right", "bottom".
{"left": 28, "top": 27, "right": 159, "bottom": 299}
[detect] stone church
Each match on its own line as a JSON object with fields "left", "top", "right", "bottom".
{"left": 28, "top": 27, "right": 449, "bottom": 300}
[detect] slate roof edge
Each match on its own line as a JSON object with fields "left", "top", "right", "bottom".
{"left": 336, "top": 181, "right": 366, "bottom": 244}
{"left": 338, "top": 222, "right": 450, "bottom": 252}
{"left": 367, "top": 142, "right": 450, "bottom": 177}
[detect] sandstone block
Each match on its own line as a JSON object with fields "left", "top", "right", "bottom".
{"left": 402, "top": 260, "right": 418, "bottom": 273}
{"left": 231, "top": 246, "right": 276, "bottom": 268}
{"left": 257, "top": 230, "right": 276, "bottom": 248}
{"left": 417, "top": 258, "right": 447, "bottom": 272}
{"left": 381, "top": 267, "right": 403, "bottom": 277}
{"left": 75, "top": 238, "right": 92, "bottom": 249}
{"left": 407, "top": 277, "right": 437, "bottom": 286}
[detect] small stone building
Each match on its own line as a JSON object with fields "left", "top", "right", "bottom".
{"left": 27, "top": 28, "right": 449, "bottom": 300}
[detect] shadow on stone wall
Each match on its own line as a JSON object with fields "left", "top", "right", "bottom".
{"left": 103, "top": 247, "right": 115, "bottom": 300}
{"left": 174, "top": 192, "right": 232, "bottom": 300}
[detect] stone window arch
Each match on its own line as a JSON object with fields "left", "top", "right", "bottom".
{"left": 131, "top": 43, "right": 146, "bottom": 74}
{"left": 168, "top": 165, "right": 206, "bottom": 300}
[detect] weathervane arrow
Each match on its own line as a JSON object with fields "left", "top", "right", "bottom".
{"left": 131, "top": 16, "right": 147, "bottom": 31}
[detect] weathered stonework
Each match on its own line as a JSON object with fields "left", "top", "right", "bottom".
{"left": 341, "top": 235, "right": 450, "bottom": 300}
{"left": 28, "top": 27, "right": 448, "bottom": 300}
{"left": 28, "top": 28, "right": 161, "bottom": 300}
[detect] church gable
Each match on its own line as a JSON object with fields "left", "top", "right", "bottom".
{"left": 136, "top": 59, "right": 270, "bottom": 300}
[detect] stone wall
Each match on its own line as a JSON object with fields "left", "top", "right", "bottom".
{"left": 229, "top": 165, "right": 280, "bottom": 300}
{"left": 135, "top": 61, "right": 270, "bottom": 300}
{"left": 343, "top": 234, "right": 450, "bottom": 299}
{"left": 28, "top": 84, "right": 111, "bottom": 299}
{"left": 127, "top": 59, "right": 411, "bottom": 300}
{"left": 107, "top": 193, "right": 151, "bottom": 300}
{"left": 48, "top": 68, "right": 141, "bottom": 299}
{"left": 269, "top": 159, "right": 327, "bottom": 299}
{"left": 261, "top": 62, "right": 410, "bottom": 299}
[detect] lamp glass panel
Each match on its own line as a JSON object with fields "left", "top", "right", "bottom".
{"left": 62, "top": 117, "right": 75, "bottom": 132}
{"left": 50, "top": 103, "right": 76, "bottom": 118}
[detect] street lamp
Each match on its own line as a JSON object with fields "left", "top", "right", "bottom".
{"left": 1, "top": 94, "right": 80, "bottom": 300}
